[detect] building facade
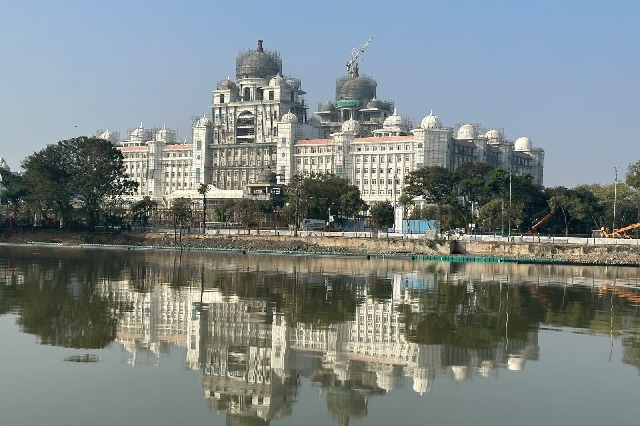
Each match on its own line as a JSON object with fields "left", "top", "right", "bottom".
{"left": 105, "top": 40, "right": 544, "bottom": 205}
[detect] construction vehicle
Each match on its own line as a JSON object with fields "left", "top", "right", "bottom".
{"left": 526, "top": 210, "right": 555, "bottom": 235}
{"left": 600, "top": 222, "right": 640, "bottom": 238}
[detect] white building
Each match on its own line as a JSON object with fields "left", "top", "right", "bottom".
{"left": 101, "top": 40, "right": 544, "bottom": 205}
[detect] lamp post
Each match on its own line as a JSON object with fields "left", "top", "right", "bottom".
{"left": 613, "top": 166, "right": 618, "bottom": 234}
{"left": 508, "top": 170, "right": 512, "bottom": 237}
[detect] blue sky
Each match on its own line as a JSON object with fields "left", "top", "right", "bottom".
{"left": 1, "top": 0, "right": 638, "bottom": 187}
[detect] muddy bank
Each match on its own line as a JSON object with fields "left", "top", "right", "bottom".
{"left": 1, "top": 230, "right": 638, "bottom": 266}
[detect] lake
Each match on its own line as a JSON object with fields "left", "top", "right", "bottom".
{"left": 1, "top": 245, "right": 639, "bottom": 426}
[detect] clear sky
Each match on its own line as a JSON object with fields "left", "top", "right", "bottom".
{"left": 1, "top": 0, "right": 638, "bottom": 187}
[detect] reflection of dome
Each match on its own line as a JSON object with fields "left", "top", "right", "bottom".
{"left": 341, "top": 118, "right": 360, "bottom": 133}
{"left": 514, "top": 136, "right": 532, "bottom": 151}
{"left": 485, "top": 129, "right": 502, "bottom": 143}
{"left": 236, "top": 40, "right": 282, "bottom": 79}
{"left": 508, "top": 354, "right": 526, "bottom": 371}
{"left": 457, "top": 124, "right": 476, "bottom": 139}
{"left": 130, "top": 123, "right": 151, "bottom": 141}
{"left": 478, "top": 360, "right": 494, "bottom": 378}
{"left": 217, "top": 77, "right": 237, "bottom": 91}
{"left": 383, "top": 108, "right": 407, "bottom": 131}
{"left": 451, "top": 365, "right": 469, "bottom": 381}
{"left": 281, "top": 111, "right": 298, "bottom": 124}
{"left": 155, "top": 127, "right": 174, "bottom": 143}
{"left": 319, "top": 100, "right": 335, "bottom": 112}
{"left": 420, "top": 111, "right": 442, "bottom": 129}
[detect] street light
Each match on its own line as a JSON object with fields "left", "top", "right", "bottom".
{"left": 613, "top": 166, "right": 618, "bottom": 234}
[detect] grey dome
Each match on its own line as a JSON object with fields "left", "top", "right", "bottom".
{"left": 335, "top": 75, "right": 377, "bottom": 103}
{"left": 236, "top": 40, "right": 282, "bottom": 79}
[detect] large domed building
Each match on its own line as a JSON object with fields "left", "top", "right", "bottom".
{"left": 102, "top": 39, "right": 544, "bottom": 205}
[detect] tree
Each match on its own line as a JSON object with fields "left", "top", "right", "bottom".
{"left": 171, "top": 198, "right": 192, "bottom": 245}
{"left": 626, "top": 160, "right": 640, "bottom": 190}
{"left": 0, "top": 169, "right": 29, "bottom": 227}
{"left": 21, "top": 137, "right": 137, "bottom": 229}
{"left": 403, "top": 166, "right": 455, "bottom": 205}
{"left": 197, "top": 183, "right": 210, "bottom": 234}
{"left": 370, "top": 201, "right": 394, "bottom": 231}
{"left": 284, "top": 173, "right": 366, "bottom": 229}
{"left": 130, "top": 196, "right": 157, "bottom": 228}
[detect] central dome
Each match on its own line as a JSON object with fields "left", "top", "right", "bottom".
{"left": 335, "top": 75, "right": 377, "bottom": 103}
{"left": 236, "top": 40, "right": 282, "bottom": 80}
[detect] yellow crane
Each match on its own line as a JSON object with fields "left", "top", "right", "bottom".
{"left": 600, "top": 222, "right": 640, "bottom": 238}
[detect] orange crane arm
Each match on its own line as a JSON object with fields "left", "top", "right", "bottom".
{"left": 527, "top": 210, "right": 555, "bottom": 235}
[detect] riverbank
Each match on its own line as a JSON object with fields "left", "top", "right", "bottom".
{"left": 1, "top": 229, "right": 638, "bottom": 266}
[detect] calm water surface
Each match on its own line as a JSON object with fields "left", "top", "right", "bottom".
{"left": 1, "top": 245, "right": 640, "bottom": 426}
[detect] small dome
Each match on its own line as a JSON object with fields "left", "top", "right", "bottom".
{"left": 217, "top": 77, "right": 238, "bottom": 91}
{"left": 281, "top": 111, "right": 298, "bottom": 124}
{"left": 155, "top": 127, "right": 174, "bottom": 143}
{"left": 420, "top": 111, "right": 442, "bottom": 129}
{"left": 99, "top": 129, "right": 117, "bottom": 143}
{"left": 130, "top": 123, "right": 151, "bottom": 141}
{"left": 319, "top": 101, "right": 335, "bottom": 112}
{"left": 269, "top": 72, "right": 287, "bottom": 87}
{"left": 514, "top": 136, "right": 532, "bottom": 151}
{"left": 457, "top": 124, "right": 476, "bottom": 139}
{"left": 485, "top": 129, "right": 502, "bottom": 143}
{"left": 341, "top": 118, "right": 360, "bottom": 134}
{"left": 365, "top": 98, "right": 381, "bottom": 109}
{"left": 383, "top": 108, "right": 407, "bottom": 131}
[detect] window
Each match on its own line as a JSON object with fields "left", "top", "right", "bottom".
{"left": 219, "top": 94, "right": 225, "bottom": 104}
{"left": 268, "top": 90, "right": 274, "bottom": 100}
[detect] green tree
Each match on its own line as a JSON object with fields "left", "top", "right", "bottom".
{"left": 21, "top": 137, "right": 137, "bottom": 229}
{"left": 284, "top": 173, "right": 365, "bottom": 229}
{"left": 370, "top": 201, "right": 395, "bottom": 231}
{"left": 0, "top": 169, "right": 29, "bottom": 227}
{"left": 626, "top": 160, "right": 640, "bottom": 190}
{"left": 171, "top": 197, "right": 192, "bottom": 245}
{"left": 403, "top": 166, "right": 455, "bottom": 205}
{"left": 130, "top": 196, "right": 157, "bottom": 228}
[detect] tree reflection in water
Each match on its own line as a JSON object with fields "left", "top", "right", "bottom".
{"left": 2, "top": 246, "right": 640, "bottom": 424}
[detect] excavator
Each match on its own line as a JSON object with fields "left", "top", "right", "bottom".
{"left": 526, "top": 210, "right": 555, "bottom": 235}
{"left": 600, "top": 222, "right": 640, "bottom": 238}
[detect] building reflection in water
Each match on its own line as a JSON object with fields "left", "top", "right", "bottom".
{"left": 95, "top": 260, "right": 540, "bottom": 424}
{"left": 6, "top": 247, "right": 640, "bottom": 424}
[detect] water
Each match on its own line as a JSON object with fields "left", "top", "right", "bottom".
{"left": 1, "top": 245, "right": 640, "bottom": 426}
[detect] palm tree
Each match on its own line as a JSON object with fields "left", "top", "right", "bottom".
{"left": 197, "top": 183, "right": 210, "bottom": 234}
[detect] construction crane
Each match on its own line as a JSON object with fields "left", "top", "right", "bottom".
{"left": 526, "top": 210, "right": 555, "bottom": 235}
{"left": 346, "top": 37, "right": 373, "bottom": 76}
{"left": 601, "top": 221, "right": 640, "bottom": 238}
